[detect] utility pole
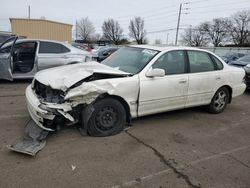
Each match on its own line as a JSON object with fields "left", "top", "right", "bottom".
{"left": 175, "top": 3, "right": 182, "bottom": 46}
{"left": 75, "top": 20, "right": 77, "bottom": 41}
{"left": 166, "top": 33, "right": 169, "bottom": 45}
{"left": 28, "top": 5, "right": 30, "bottom": 19}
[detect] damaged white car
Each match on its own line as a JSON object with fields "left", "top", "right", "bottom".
{"left": 25, "top": 46, "right": 246, "bottom": 136}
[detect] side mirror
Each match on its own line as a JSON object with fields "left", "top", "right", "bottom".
{"left": 146, "top": 68, "right": 165, "bottom": 77}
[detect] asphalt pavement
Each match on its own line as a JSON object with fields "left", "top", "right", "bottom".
{"left": 0, "top": 80, "right": 249, "bottom": 188}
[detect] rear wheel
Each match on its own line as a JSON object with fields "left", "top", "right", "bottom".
{"left": 87, "top": 98, "right": 126, "bottom": 137}
{"left": 207, "top": 87, "right": 229, "bottom": 114}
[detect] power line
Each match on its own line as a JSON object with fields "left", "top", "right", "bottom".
{"left": 190, "top": 6, "right": 250, "bottom": 14}
{"left": 91, "top": 10, "right": 180, "bottom": 25}
{"left": 147, "top": 28, "right": 176, "bottom": 34}
{"left": 89, "top": 3, "right": 180, "bottom": 23}
{"left": 190, "top": 0, "right": 250, "bottom": 10}
{"left": 142, "top": 12, "right": 178, "bottom": 20}
{"left": 146, "top": 18, "right": 178, "bottom": 26}
{"left": 187, "top": 0, "right": 210, "bottom": 4}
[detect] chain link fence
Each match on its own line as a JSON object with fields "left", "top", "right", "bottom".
{"left": 200, "top": 47, "right": 250, "bottom": 56}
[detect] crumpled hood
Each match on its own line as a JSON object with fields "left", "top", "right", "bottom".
{"left": 34, "top": 61, "right": 130, "bottom": 91}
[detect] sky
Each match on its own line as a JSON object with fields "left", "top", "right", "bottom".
{"left": 0, "top": 0, "right": 250, "bottom": 44}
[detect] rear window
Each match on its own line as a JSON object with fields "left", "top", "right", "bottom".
{"left": 39, "top": 42, "right": 70, "bottom": 53}
{"left": 210, "top": 55, "right": 224, "bottom": 70}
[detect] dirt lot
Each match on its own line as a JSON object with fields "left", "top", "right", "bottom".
{"left": 0, "top": 80, "right": 249, "bottom": 188}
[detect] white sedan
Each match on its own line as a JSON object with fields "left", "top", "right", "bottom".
{"left": 26, "top": 45, "right": 246, "bottom": 136}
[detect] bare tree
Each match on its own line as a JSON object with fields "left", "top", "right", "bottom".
{"left": 77, "top": 17, "right": 95, "bottom": 41}
{"left": 129, "top": 17, "right": 147, "bottom": 44}
{"left": 180, "top": 25, "right": 209, "bottom": 47}
{"left": 226, "top": 10, "right": 250, "bottom": 46}
{"left": 201, "top": 18, "right": 229, "bottom": 47}
{"left": 102, "top": 19, "right": 123, "bottom": 45}
{"left": 91, "top": 33, "right": 102, "bottom": 42}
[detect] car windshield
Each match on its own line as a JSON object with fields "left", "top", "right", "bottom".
{"left": 102, "top": 47, "right": 159, "bottom": 74}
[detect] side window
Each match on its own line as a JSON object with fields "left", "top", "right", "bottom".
{"left": 39, "top": 42, "right": 70, "bottom": 54}
{"left": 14, "top": 42, "right": 37, "bottom": 53}
{"left": 187, "top": 51, "right": 215, "bottom": 73}
{"left": 12, "top": 42, "right": 37, "bottom": 61}
{"left": 152, "top": 50, "right": 186, "bottom": 75}
{"left": 210, "top": 55, "right": 224, "bottom": 70}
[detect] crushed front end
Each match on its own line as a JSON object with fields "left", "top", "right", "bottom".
{"left": 26, "top": 80, "right": 79, "bottom": 131}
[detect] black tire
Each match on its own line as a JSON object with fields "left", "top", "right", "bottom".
{"left": 87, "top": 97, "right": 126, "bottom": 137}
{"left": 207, "top": 87, "right": 230, "bottom": 114}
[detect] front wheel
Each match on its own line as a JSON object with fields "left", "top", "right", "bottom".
{"left": 207, "top": 87, "right": 230, "bottom": 114}
{"left": 86, "top": 98, "right": 126, "bottom": 137}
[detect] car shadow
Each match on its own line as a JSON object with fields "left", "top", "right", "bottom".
{"left": 132, "top": 106, "right": 207, "bottom": 124}
{"left": 0, "top": 79, "right": 32, "bottom": 84}
{"left": 244, "top": 89, "right": 250, "bottom": 95}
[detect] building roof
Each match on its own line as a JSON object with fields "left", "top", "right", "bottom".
{"left": 9, "top": 18, "right": 73, "bottom": 27}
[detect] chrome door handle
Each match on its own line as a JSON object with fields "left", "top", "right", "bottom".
{"left": 179, "top": 80, "right": 187, "bottom": 84}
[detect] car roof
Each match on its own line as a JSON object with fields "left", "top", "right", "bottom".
{"left": 1, "top": 38, "right": 76, "bottom": 50}
{"left": 1, "top": 38, "right": 91, "bottom": 55}
{"left": 14, "top": 38, "right": 69, "bottom": 45}
{"left": 128, "top": 45, "right": 209, "bottom": 53}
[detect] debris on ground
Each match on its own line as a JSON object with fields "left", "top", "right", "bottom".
{"left": 7, "top": 120, "right": 49, "bottom": 156}
{"left": 71, "top": 165, "right": 76, "bottom": 171}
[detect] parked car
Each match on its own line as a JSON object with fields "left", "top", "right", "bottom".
{"left": 71, "top": 42, "right": 92, "bottom": 52}
{"left": 91, "top": 46, "right": 106, "bottom": 54}
{"left": 221, "top": 52, "right": 245, "bottom": 63}
{"left": 92, "top": 46, "right": 119, "bottom": 62}
{"left": 0, "top": 37, "right": 92, "bottom": 80}
{"left": 228, "top": 55, "right": 250, "bottom": 89}
{"left": 26, "top": 46, "right": 246, "bottom": 136}
{"left": 0, "top": 31, "right": 14, "bottom": 44}
{"left": 228, "top": 55, "right": 250, "bottom": 67}
{"left": 244, "top": 64, "right": 250, "bottom": 90}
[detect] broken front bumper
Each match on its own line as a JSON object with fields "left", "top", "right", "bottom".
{"left": 26, "top": 85, "right": 74, "bottom": 131}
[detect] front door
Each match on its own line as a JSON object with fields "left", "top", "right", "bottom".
{"left": 138, "top": 50, "right": 189, "bottom": 116}
{"left": 0, "top": 37, "right": 18, "bottom": 81}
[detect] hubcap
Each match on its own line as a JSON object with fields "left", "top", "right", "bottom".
{"left": 95, "top": 106, "right": 118, "bottom": 130}
{"left": 214, "top": 91, "right": 227, "bottom": 111}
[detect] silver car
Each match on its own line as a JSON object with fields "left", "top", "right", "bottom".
{"left": 0, "top": 37, "right": 92, "bottom": 80}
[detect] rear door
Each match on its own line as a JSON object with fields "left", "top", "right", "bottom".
{"left": 0, "top": 37, "right": 18, "bottom": 80}
{"left": 185, "top": 50, "right": 224, "bottom": 107}
{"left": 37, "top": 41, "right": 70, "bottom": 70}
